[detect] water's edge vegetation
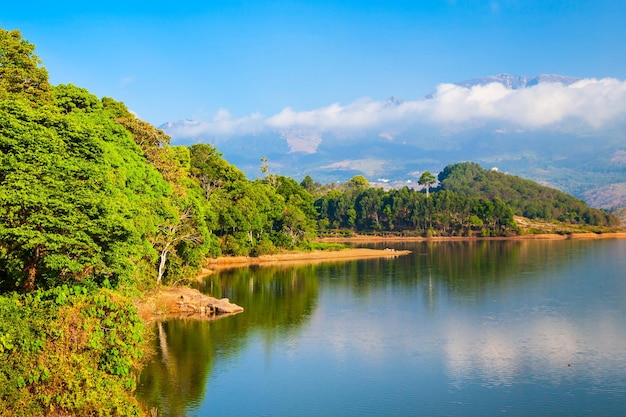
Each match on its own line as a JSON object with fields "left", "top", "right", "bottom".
{"left": 0, "top": 28, "right": 622, "bottom": 416}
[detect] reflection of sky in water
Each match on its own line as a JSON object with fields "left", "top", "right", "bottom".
{"left": 443, "top": 313, "right": 626, "bottom": 390}
{"left": 292, "top": 286, "right": 626, "bottom": 391}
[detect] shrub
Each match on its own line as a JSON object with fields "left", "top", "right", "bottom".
{"left": 0, "top": 286, "right": 146, "bottom": 416}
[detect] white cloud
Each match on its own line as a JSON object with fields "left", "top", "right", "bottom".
{"left": 422, "top": 78, "right": 626, "bottom": 129}
{"left": 266, "top": 97, "right": 401, "bottom": 132}
{"left": 163, "top": 109, "right": 266, "bottom": 138}
{"left": 166, "top": 78, "right": 626, "bottom": 144}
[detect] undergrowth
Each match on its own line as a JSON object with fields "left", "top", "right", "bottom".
{"left": 0, "top": 285, "right": 147, "bottom": 416}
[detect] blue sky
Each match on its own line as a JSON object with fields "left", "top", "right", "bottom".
{"left": 2, "top": 1, "right": 626, "bottom": 126}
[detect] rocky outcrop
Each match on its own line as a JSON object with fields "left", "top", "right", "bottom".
{"left": 135, "top": 287, "right": 244, "bottom": 322}
{"left": 175, "top": 293, "right": 244, "bottom": 315}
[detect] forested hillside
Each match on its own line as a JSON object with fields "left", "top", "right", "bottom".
{"left": 437, "top": 162, "right": 618, "bottom": 227}
{"left": 307, "top": 163, "right": 619, "bottom": 237}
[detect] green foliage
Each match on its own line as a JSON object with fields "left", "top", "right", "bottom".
{"left": 0, "top": 28, "right": 52, "bottom": 104}
{"left": 0, "top": 287, "right": 145, "bottom": 416}
{"left": 306, "top": 242, "right": 347, "bottom": 251}
{"left": 0, "top": 95, "right": 173, "bottom": 291}
{"left": 54, "top": 84, "right": 103, "bottom": 114}
{"left": 438, "top": 162, "right": 619, "bottom": 227}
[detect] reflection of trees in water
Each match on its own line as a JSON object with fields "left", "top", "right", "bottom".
{"left": 138, "top": 265, "right": 319, "bottom": 416}
{"left": 197, "top": 264, "right": 320, "bottom": 329}
{"left": 420, "top": 240, "right": 589, "bottom": 300}
{"left": 319, "top": 240, "right": 588, "bottom": 306}
{"left": 139, "top": 320, "right": 217, "bottom": 417}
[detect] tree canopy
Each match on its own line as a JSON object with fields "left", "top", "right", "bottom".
{"left": 418, "top": 171, "right": 437, "bottom": 197}
{"left": 0, "top": 28, "right": 51, "bottom": 103}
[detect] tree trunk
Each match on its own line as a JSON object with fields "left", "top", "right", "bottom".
{"left": 22, "top": 245, "right": 41, "bottom": 292}
{"left": 157, "top": 245, "right": 170, "bottom": 285}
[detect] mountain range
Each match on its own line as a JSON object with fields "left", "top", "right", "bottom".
{"left": 161, "top": 74, "right": 626, "bottom": 211}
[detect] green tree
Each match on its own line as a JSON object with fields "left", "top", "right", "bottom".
{"left": 0, "top": 28, "right": 52, "bottom": 103}
{"left": 0, "top": 99, "right": 149, "bottom": 290}
{"left": 347, "top": 175, "right": 369, "bottom": 191}
{"left": 418, "top": 171, "right": 437, "bottom": 197}
{"left": 190, "top": 143, "right": 245, "bottom": 199}
{"left": 300, "top": 175, "right": 315, "bottom": 193}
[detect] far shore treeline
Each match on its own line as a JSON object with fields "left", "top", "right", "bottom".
{"left": 0, "top": 28, "right": 621, "bottom": 416}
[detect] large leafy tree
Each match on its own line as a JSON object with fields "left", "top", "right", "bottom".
{"left": 190, "top": 143, "right": 245, "bottom": 199}
{"left": 0, "top": 80, "right": 179, "bottom": 290}
{"left": 0, "top": 98, "right": 139, "bottom": 290}
{"left": 0, "top": 28, "right": 52, "bottom": 103}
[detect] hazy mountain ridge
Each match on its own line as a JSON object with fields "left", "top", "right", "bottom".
{"left": 454, "top": 73, "right": 581, "bottom": 89}
{"left": 161, "top": 74, "right": 626, "bottom": 210}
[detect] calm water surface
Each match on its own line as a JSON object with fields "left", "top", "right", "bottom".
{"left": 137, "top": 239, "right": 626, "bottom": 416}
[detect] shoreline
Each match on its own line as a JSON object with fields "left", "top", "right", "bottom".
{"left": 203, "top": 231, "right": 626, "bottom": 271}
{"left": 315, "top": 231, "right": 626, "bottom": 243}
{"left": 205, "top": 247, "right": 412, "bottom": 270}
{"left": 138, "top": 231, "right": 625, "bottom": 320}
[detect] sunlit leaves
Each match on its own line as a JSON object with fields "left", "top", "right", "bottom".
{"left": 0, "top": 28, "right": 52, "bottom": 104}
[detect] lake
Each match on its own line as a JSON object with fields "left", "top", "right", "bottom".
{"left": 137, "top": 239, "right": 626, "bottom": 416}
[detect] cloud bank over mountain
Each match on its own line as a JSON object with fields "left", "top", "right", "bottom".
{"left": 164, "top": 76, "right": 626, "bottom": 153}
{"left": 161, "top": 74, "right": 626, "bottom": 208}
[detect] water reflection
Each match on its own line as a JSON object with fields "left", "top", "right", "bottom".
{"left": 137, "top": 239, "right": 626, "bottom": 416}
{"left": 138, "top": 265, "right": 319, "bottom": 415}
{"left": 443, "top": 313, "right": 626, "bottom": 387}
{"left": 441, "top": 240, "right": 626, "bottom": 392}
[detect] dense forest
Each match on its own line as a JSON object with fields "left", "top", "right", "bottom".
{"left": 0, "top": 28, "right": 620, "bottom": 416}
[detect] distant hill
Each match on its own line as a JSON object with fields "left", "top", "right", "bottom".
{"left": 437, "top": 162, "right": 619, "bottom": 227}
